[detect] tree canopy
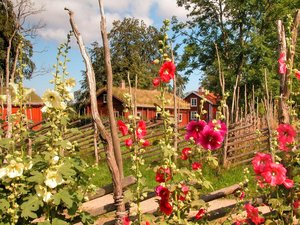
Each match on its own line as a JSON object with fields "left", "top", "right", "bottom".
{"left": 174, "top": 0, "right": 300, "bottom": 99}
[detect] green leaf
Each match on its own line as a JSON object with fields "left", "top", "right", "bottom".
{"left": 0, "top": 199, "right": 10, "bottom": 212}
{"left": 21, "top": 195, "right": 42, "bottom": 219}
{"left": 53, "top": 189, "right": 73, "bottom": 208}
{"left": 58, "top": 163, "right": 76, "bottom": 178}
{"left": 52, "top": 218, "right": 69, "bottom": 225}
{"left": 27, "top": 171, "right": 44, "bottom": 184}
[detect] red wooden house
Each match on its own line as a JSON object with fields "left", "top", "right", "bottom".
{"left": 84, "top": 85, "right": 190, "bottom": 127}
{"left": 0, "top": 88, "right": 43, "bottom": 130}
{"left": 184, "top": 87, "right": 218, "bottom": 122}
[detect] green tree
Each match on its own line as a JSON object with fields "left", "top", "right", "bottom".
{"left": 174, "top": 0, "right": 300, "bottom": 99}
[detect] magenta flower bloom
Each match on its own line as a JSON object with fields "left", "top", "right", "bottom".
{"left": 207, "top": 120, "right": 227, "bottom": 137}
{"left": 197, "top": 125, "right": 224, "bottom": 150}
{"left": 261, "top": 163, "right": 287, "bottom": 186}
{"left": 185, "top": 120, "right": 207, "bottom": 142}
{"left": 277, "top": 123, "right": 296, "bottom": 143}
{"left": 283, "top": 178, "right": 294, "bottom": 189}
{"left": 252, "top": 153, "right": 273, "bottom": 174}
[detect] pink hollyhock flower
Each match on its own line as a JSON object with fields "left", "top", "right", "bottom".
{"left": 252, "top": 152, "right": 273, "bottom": 174}
{"left": 195, "top": 208, "right": 205, "bottom": 220}
{"left": 123, "top": 216, "right": 131, "bottom": 225}
{"left": 197, "top": 125, "right": 224, "bottom": 150}
{"left": 155, "top": 167, "right": 171, "bottom": 183}
{"left": 125, "top": 138, "right": 133, "bottom": 147}
{"left": 159, "top": 200, "right": 173, "bottom": 215}
{"left": 283, "top": 178, "right": 294, "bottom": 188}
{"left": 296, "top": 70, "right": 300, "bottom": 80}
{"left": 185, "top": 120, "right": 207, "bottom": 142}
{"left": 159, "top": 61, "right": 176, "bottom": 83}
{"left": 180, "top": 147, "right": 191, "bottom": 160}
{"left": 118, "top": 120, "right": 128, "bottom": 136}
{"left": 208, "top": 120, "right": 227, "bottom": 137}
{"left": 278, "top": 52, "right": 287, "bottom": 75}
{"left": 244, "top": 203, "right": 265, "bottom": 225}
{"left": 261, "top": 163, "right": 287, "bottom": 186}
{"left": 152, "top": 77, "right": 160, "bottom": 87}
{"left": 278, "top": 141, "right": 290, "bottom": 151}
{"left": 179, "top": 184, "right": 189, "bottom": 201}
{"left": 277, "top": 123, "right": 296, "bottom": 144}
{"left": 191, "top": 162, "right": 202, "bottom": 170}
{"left": 136, "top": 120, "right": 147, "bottom": 139}
{"left": 155, "top": 185, "right": 170, "bottom": 200}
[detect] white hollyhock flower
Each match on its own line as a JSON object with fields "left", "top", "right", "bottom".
{"left": 0, "top": 168, "right": 7, "bottom": 178}
{"left": 42, "top": 90, "right": 63, "bottom": 109}
{"left": 6, "top": 160, "right": 24, "bottom": 178}
{"left": 36, "top": 185, "right": 52, "bottom": 203}
{"left": 44, "top": 170, "right": 64, "bottom": 189}
{"left": 52, "top": 156, "right": 59, "bottom": 164}
{"left": 43, "top": 192, "right": 52, "bottom": 203}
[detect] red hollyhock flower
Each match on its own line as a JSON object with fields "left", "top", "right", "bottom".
{"left": 152, "top": 77, "right": 160, "bottom": 87}
{"left": 145, "top": 221, "right": 150, "bottom": 225}
{"left": 155, "top": 185, "right": 171, "bottom": 200}
{"left": 293, "top": 200, "right": 300, "bottom": 209}
{"left": 261, "top": 163, "right": 287, "bottom": 186}
{"left": 185, "top": 120, "right": 207, "bottom": 142}
{"left": 252, "top": 153, "right": 273, "bottom": 174}
{"left": 239, "top": 191, "right": 245, "bottom": 200}
{"left": 195, "top": 208, "right": 205, "bottom": 220}
{"left": 159, "top": 61, "right": 176, "bottom": 83}
{"left": 296, "top": 70, "right": 300, "bottom": 80}
{"left": 244, "top": 203, "right": 265, "bottom": 225}
{"left": 123, "top": 216, "right": 131, "bottom": 225}
{"left": 155, "top": 167, "right": 171, "bottom": 183}
{"left": 197, "top": 125, "right": 224, "bottom": 150}
{"left": 192, "top": 162, "right": 202, "bottom": 170}
{"left": 277, "top": 123, "right": 296, "bottom": 144}
{"left": 180, "top": 148, "right": 191, "bottom": 160}
{"left": 159, "top": 200, "right": 173, "bottom": 215}
{"left": 141, "top": 139, "right": 150, "bottom": 147}
{"left": 136, "top": 120, "right": 147, "bottom": 139}
{"left": 283, "top": 178, "right": 294, "bottom": 188}
{"left": 118, "top": 120, "right": 128, "bottom": 136}
{"left": 278, "top": 52, "right": 287, "bottom": 75}
{"left": 125, "top": 138, "right": 133, "bottom": 147}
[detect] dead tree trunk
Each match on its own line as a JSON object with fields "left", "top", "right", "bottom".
{"left": 65, "top": 9, "right": 125, "bottom": 225}
{"left": 97, "top": 0, "right": 124, "bottom": 179}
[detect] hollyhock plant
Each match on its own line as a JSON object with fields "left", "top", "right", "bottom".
{"left": 252, "top": 153, "right": 273, "bottom": 174}
{"left": 136, "top": 120, "right": 147, "bottom": 139}
{"left": 180, "top": 147, "right": 191, "bottom": 160}
{"left": 278, "top": 52, "right": 287, "bottom": 75}
{"left": 277, "top": 123, "right": 296, "bottom": 144}
{"left": 261, "top": 163, "right": 288, "bottom": 186}
{"left": 125, "top": 138, "right": 133, "bottom": 147}
{"left": 191, "top": 162, "right": 202, "bottom": 170}
{"left": 117, "top": 120, "right": 128, "bottom": 136}
{"left": 244, "top": 203, "right": 265, "bottom": 225}
{"left": 208, "top": 120, "right": 227, "bottom": 138}
{"left": 195, "top": 208, "right": 206, "bottom": 220}
{"left": 159, "top": 200, "right": 173, "bottom": 215}
{"left": 197, "top": 125, "right": 224, "bottom": 150}
{"left": 185, "top": 120, "right": 207, "bottom": 142}
{"left": 152, "top": 77, "right": 160, "bottom": 87}
{"left": 155, "top": 167, "right": 172, "bottom": 183}
{"left": 178, "top": 184, "right": 189, "bottom": 201}
{"left": 159, "top": 61, "right": 176, "bottom": 83}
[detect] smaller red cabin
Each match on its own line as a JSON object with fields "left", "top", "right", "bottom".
{"left": 0, "top": 88, "right": 43, "bottom": 130}
{"left": 184, "top": 87, "right": 218, "bottom": 122}
{"left": 83, "top": 85, "right": 191, "bottom": 127}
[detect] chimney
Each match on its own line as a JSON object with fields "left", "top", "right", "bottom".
{"left": 121, "top": 80, "right": 125, "bottom": 89}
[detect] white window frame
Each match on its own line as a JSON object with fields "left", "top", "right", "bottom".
{"left": 178, "top": 113, "right": 183, "bottom": 122}
{"left": 190, "top": 111, "right": 197, "bottom": 120}
{"left": 103, "top": 93, "right": 107, "bottom": 103}
{"left": 190, "top": 98, "right": 197, "bottom": 107}
{"left": 114, "top": 111, "right": 119, "bottom": 118}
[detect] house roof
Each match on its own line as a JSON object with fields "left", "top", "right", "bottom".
{"left": 184, "top": 90, "right": 218, "bottom": 105}
{"left": 0, "top": 87, "right": 43, "bottom": 105}
{"left": 95, "top": 87, "right": 190, "bottom": 109}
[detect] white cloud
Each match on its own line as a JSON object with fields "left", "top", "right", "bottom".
{"left": 12, "top": 0, "right": 188, "bottom": 44}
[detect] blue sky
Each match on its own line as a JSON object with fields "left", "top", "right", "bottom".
{"left": 19, "top": 0, "right": 201, "bottom": 96}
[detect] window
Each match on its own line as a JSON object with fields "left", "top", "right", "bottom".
{"left": 114, "top": 111, "right": 119, "bottom": 118}
{"left": 178, "top": 113, "right": 183, "bottom": 122}
{"left": 190, "top": 111, "right": 197, "bottom": 120}
{"left": 190, "top": 98, "right": 197, "bottom": 107}
{"left": 156, "top": 112, "right": 162, "bottom": 120}
{"left": 103, "top": 94, "right": 107, "bottom": 103}
{"left": 136, "top": 111, "right": 142, "bottom": 118}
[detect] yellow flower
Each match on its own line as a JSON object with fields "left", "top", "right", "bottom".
{"left": 65, "top": 78, "right": 76, "bottom": 88}
{"left": 44, "top": 170, "right": 64, "bottom": 189}
{"left": 6, "top": 160, "right": 24, "bottom": 178}
{"left": 42, "top": 90, "right": 63, "bottom": 109}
